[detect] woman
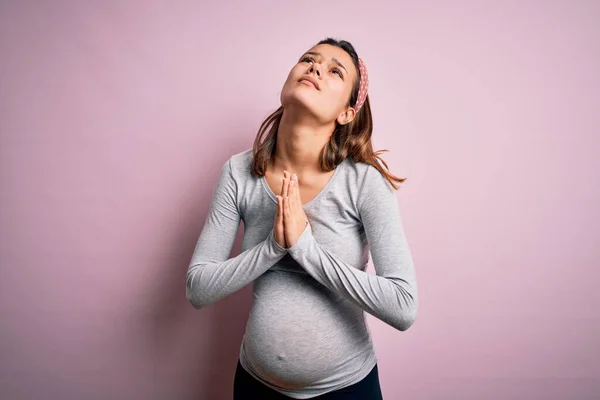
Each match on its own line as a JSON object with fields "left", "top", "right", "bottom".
{"left": 186, "top": 38, "right": 418, "bottom": 399}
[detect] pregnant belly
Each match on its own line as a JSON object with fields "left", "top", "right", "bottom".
{"left": 242, "top": 270, "right": 373, "bottom": 389}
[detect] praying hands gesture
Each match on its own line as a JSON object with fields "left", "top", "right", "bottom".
{"left": 273, "top": 170, "right": 310, "bottom": 249}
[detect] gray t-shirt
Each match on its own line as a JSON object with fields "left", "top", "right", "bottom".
{"left": 186, "top": 148, "right": 418, "bottom": 398}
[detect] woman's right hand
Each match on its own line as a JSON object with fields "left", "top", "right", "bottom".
{"left": 274, "top": 171, "right": 290, "bottom": 249}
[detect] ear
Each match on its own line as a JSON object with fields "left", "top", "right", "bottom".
{"left": 336, "top": 107, "right": 356, "bottom": 126}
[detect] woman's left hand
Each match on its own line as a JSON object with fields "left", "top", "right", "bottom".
{"left": 283, "top": 173, "right": 309, "bottom": 248}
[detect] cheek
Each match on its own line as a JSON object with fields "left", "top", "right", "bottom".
{"left": 327, "top": 80, "right": 352, "bottom": 106}
{"left": 286, "top": 65, "right": 303, "bottom": 82}
{"left": 282, "top": 69, "right": 301, "bottom": 93}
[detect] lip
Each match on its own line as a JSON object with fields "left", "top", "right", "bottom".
{"left": 298, "top": 76, "right": 320, "bottom": 90}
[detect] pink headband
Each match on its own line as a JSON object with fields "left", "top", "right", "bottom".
{"left": 353, "top": 58, "right": 369, "bottom": 112}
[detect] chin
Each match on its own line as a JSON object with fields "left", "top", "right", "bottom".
{"left": 281, "top": 89, "right": 317, "bottom": 113}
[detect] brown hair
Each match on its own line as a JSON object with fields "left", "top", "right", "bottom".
{"left": 251, "top": 38, "right": 406, "bottom": 190}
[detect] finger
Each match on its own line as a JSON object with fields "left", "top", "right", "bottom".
{"left": 283, "top": 192, "right": 290, "bottom": 217}
{"left": 282, "top": 171, "right": 290, "bottom": 199}
{"left": 279, "top": 172, "right": 286, "bottom": 196}
{"left": 293, "top": 174, "right": 302, "bottom": 210}
{"left": 293, "top": 175, "right": 307, "bottom": 225}
{"left": 289, "top": 175, "right": 296, "bottom": 208}
{"left": 275, "top": 195, "right": 285, "bottom": 247}
{"left": 276, "top": 195, "right": 282, "bottom": 220}
{"left": 292, "top": 174, "right": 300, "bottom": 202}
{"left": 286, "top": 170, "right": 294, "bottom": 198}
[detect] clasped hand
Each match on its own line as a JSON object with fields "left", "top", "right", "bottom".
{"left": 273, "top": 170, "right": 309, "bottom": 249}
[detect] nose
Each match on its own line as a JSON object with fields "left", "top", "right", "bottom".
{"left": 308, "top": 64, "right": 321, "bottom": 78}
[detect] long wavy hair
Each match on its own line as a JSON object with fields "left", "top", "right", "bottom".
{"left": 251, "top": 37, "right": 406, "bottom": 190}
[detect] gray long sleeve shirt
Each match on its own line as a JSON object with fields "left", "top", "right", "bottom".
{"left": 186, "top": 148, "right": 418, "bottom": 398}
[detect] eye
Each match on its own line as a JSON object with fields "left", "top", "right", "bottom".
{"left": 331, "top": 68, "right": 342, "bottom": 77}
{"left": 301, "top": 56, "right": 314, "bottom": 64}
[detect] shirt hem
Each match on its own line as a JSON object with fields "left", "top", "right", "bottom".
{"left": 238, "top": 340, "right": 378, "bottom": 399}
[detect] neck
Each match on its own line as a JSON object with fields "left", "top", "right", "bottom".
{"left": 272, "top": 108, "right": 335, "bottom": 174}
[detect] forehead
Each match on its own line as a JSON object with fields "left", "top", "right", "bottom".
{"left": 304, "top": 44, "right": 358, "bottom": 79}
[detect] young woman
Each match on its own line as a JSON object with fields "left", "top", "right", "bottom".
{"left": 186, "top": 38, "right": 419, "bottom": 399}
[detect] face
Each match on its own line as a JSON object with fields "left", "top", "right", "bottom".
{"left": 280, "top": 44, "right": 359, "bottom": 125}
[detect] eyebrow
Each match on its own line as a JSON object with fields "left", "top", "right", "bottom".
{"left": 303, "top": 51, "right": 348, "bottom": 75}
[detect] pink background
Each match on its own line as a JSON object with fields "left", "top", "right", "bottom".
{"left": 1, "top": 1, "right": 598, "bottom": 399}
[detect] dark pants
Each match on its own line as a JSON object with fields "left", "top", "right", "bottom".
{"left": 233, "top": 360, "right": 384, "bottom": 400}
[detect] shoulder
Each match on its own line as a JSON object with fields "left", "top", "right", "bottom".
{"left": 331, "top": 158, "right": 394, "bottom": 214}
{"left": 343, "top": 158, "right": 393, "bottom": 193}
{"left": 224, "top": 147, "right": 254, "bottom": 178}
{"left": 341, "top": 159, "right": 395, "bottom": 214}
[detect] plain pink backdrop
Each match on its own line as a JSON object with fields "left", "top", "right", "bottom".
{"left": 1, "top": 1, "right": 598, "bottom": 399}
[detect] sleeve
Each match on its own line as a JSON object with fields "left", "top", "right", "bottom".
{"left": 286, "top": 165, "right": 418, "bottom": 331}
{"left": 186, "top": 158, "right": 288, "bottom": 309}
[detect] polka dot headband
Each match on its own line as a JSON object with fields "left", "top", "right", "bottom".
{"left": 353, "top": 58, "right": 369, "bottom": 113}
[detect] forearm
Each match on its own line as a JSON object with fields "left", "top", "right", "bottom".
{"left": 287, "top": 225, "right": 418, "bottom": 331}
{"left": 186, "top": 229, "right": 287, "bottom": 308}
